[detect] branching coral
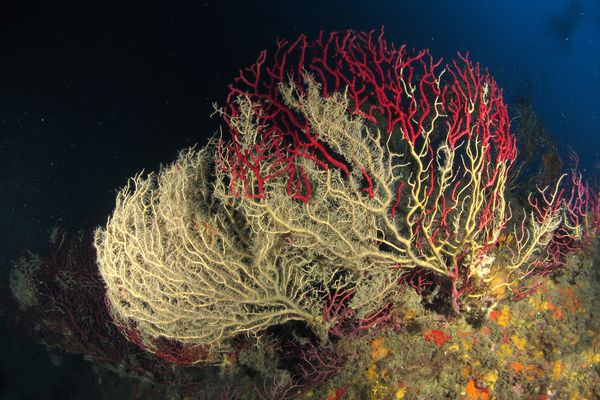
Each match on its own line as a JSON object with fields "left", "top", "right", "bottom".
{"left": 218, "top": 75, "right": 566, "bottom": 314}
{"left": 94, "top": 29, "right": 592, "bottom": 365}
{"left": 94, "top": 146, "right": 350, "bottom": 359}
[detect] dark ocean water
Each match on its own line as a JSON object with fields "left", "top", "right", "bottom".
{"left": 0, "top": 1, "right": 598, "bottom": 399}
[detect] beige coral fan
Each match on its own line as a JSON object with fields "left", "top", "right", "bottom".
{"left": 221, "top": 75, "right": 565, "bottom": 311}
{"left": 94, "top": 145, "right": 342, "bottom": 356}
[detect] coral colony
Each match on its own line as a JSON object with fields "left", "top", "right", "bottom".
{"left": 9, "top": 29, "right": 600, "bottom": 398}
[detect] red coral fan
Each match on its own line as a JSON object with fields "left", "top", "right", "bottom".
{"left": 220, "top": 27, "right": 516, "bottom": 203}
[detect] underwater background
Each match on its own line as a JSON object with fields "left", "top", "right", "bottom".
{"left": 1, "top": 1, "right": 599, "bottom": 399}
